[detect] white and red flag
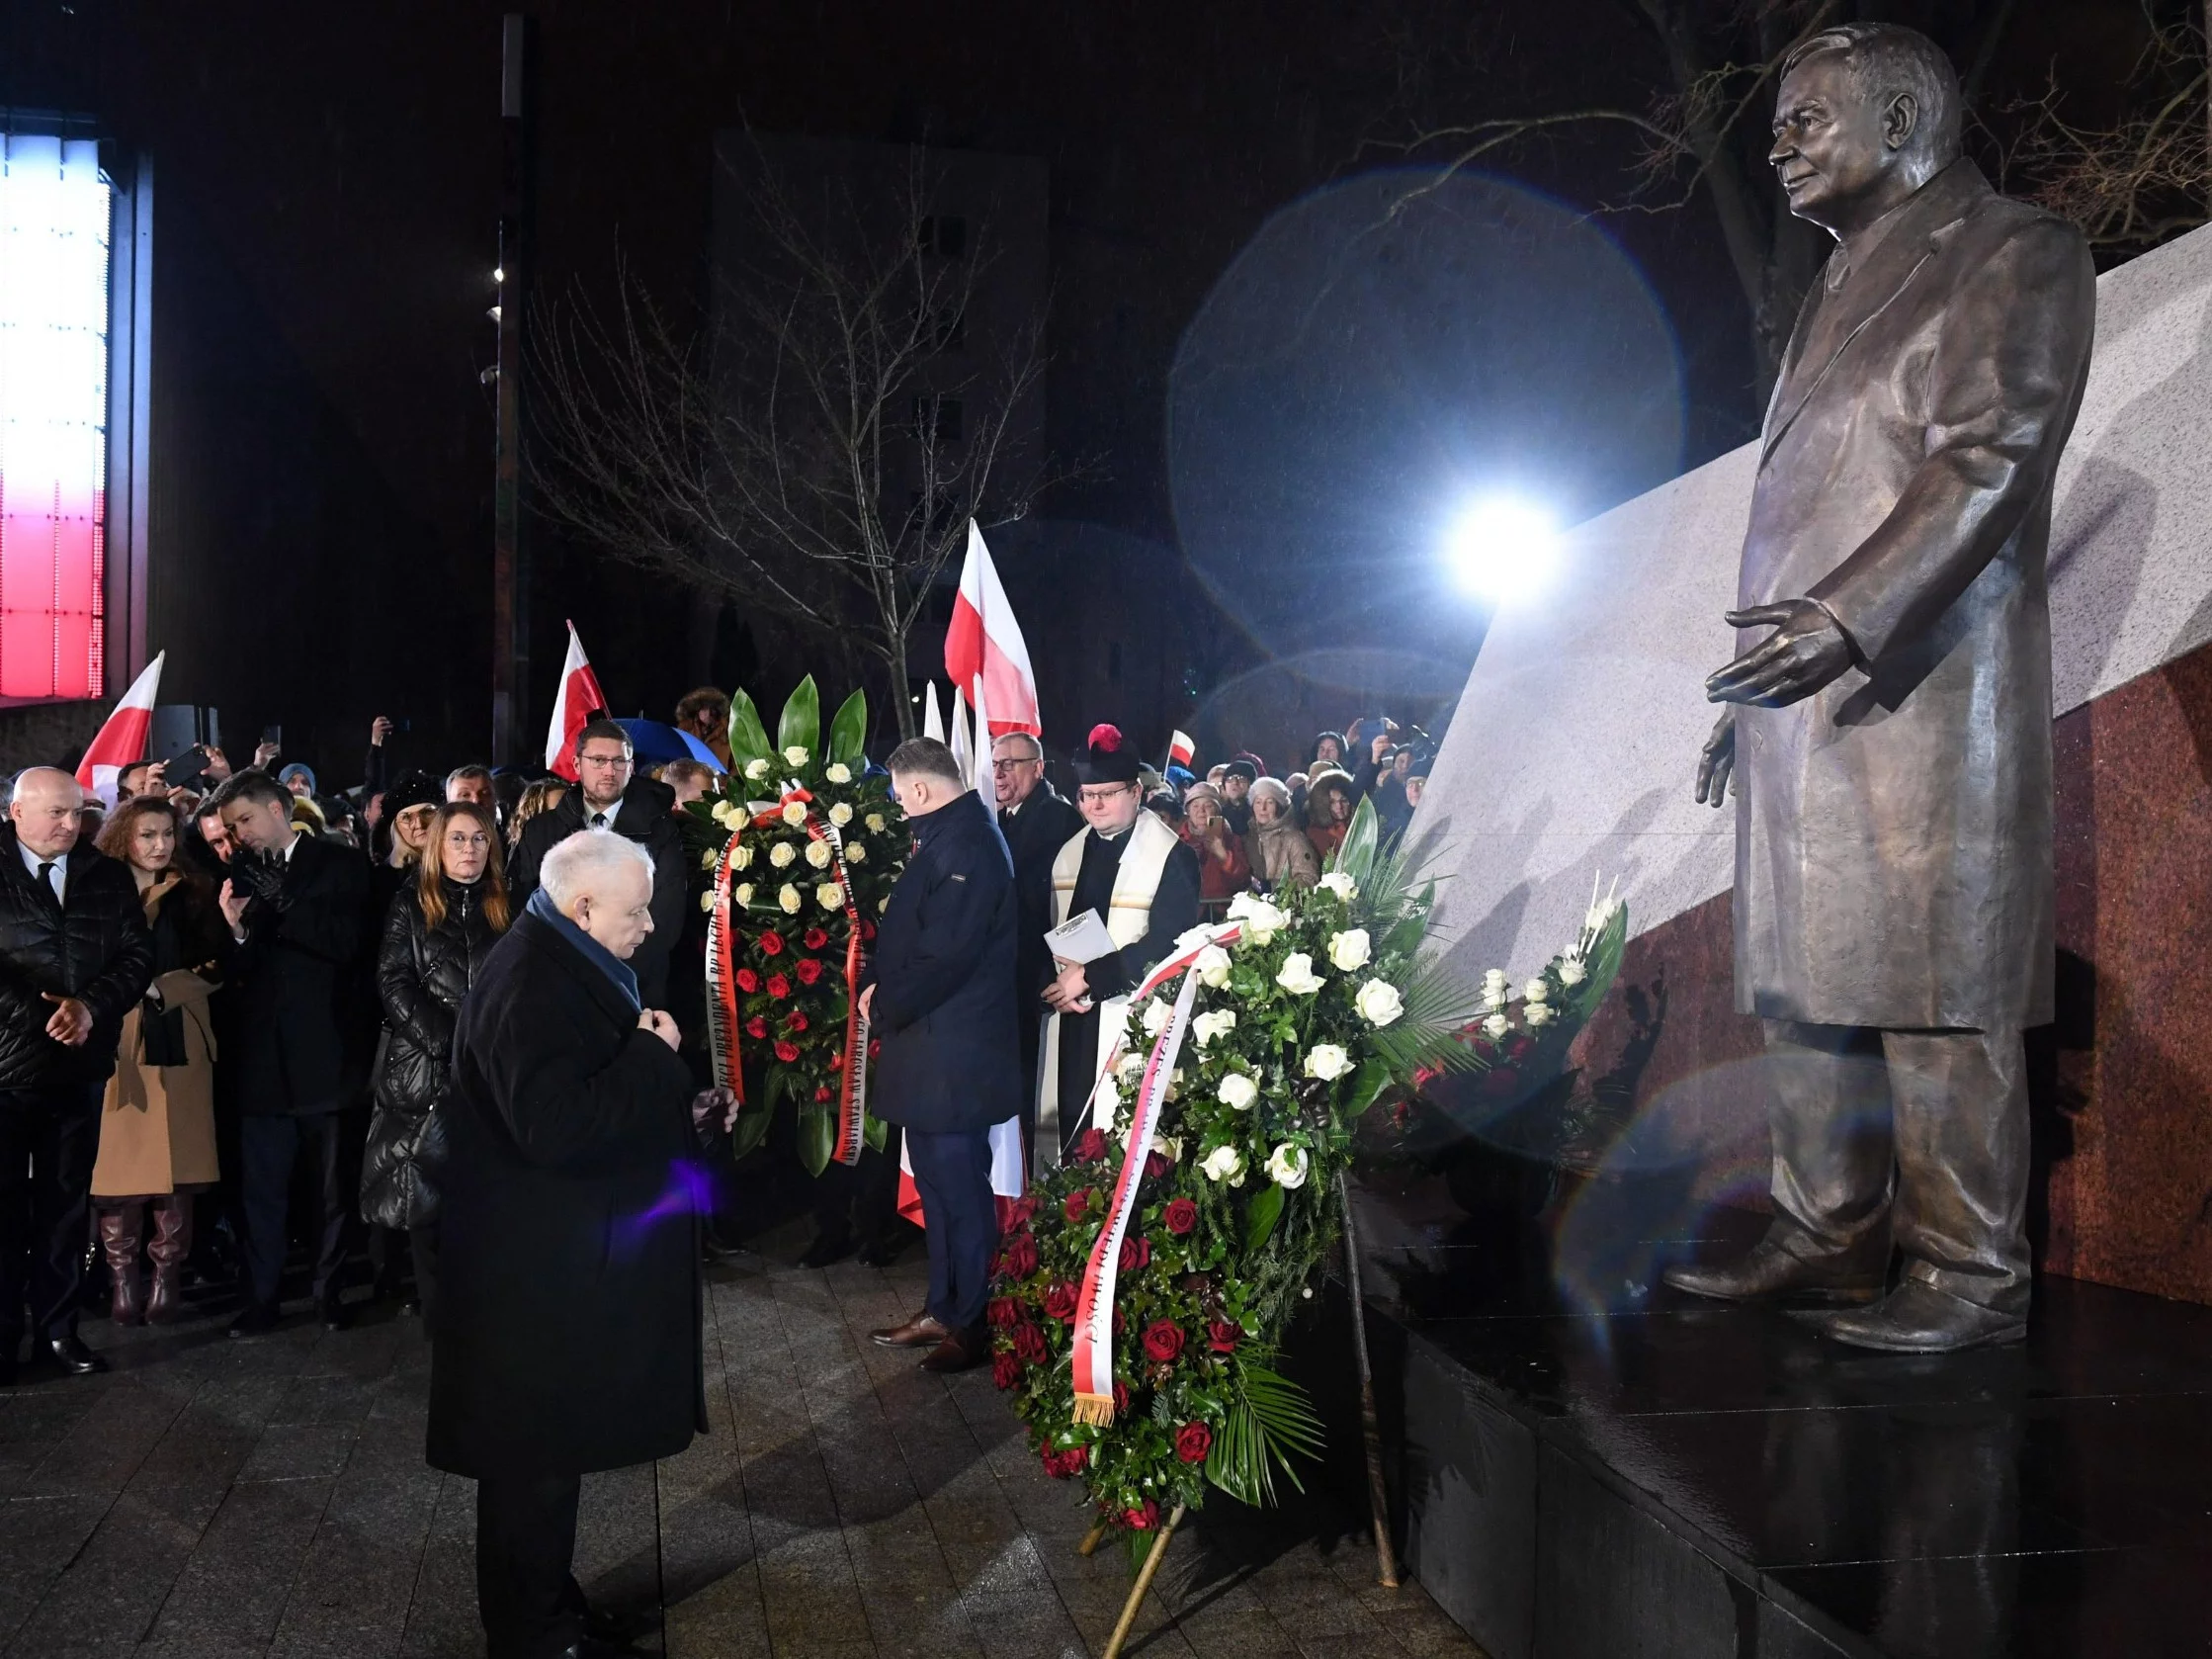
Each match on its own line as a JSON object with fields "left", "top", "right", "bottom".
{"left": 1167, "top": 730, "right": 1195, "bottom": 769}
{"left": 544, "top": 621, "right": 608, "bottom": 782}
{"left": 944, "top": 521, "right": 1040, "bottom": 737}
{"left": 75, "top": 652, "right": 164, "bottom": 809}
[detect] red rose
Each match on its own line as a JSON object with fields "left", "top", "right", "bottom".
{"left": 1124, "top": 1500, "right": 1160, "bottom": 1532}
{"left": 1010, "top": 1195, "right": 1040, "bottom": 1227}
{"left": 986, "top": 1297, "right": 1020, "bottom": 1329}
{"left": 1113, "top": 1305, "right": 1125, "bottom": 1336}
{"left": 758, "top": 931, "right": 785, "bottom": 956}
{"left": 812, "top": 1087, "right": 833, "bottom": 1103}
{"left": 804, "top": 926, "right": 829, "bottom": 950}
{"left": 1141, "top": 1320, "right": 1185, "bottom": 1364}
{"left": 734, "top": 967, "right": 759, "bottom": 993}
{"left": 773, "top": 1040, "right": 801, "bottom": 1063}
{"left": 1175, "top": 1423, "right": 1212, "bottom": 1463}
{"left": 1145, "top": 1150, "right": 1170, "bottom": 1181}
{"left": 1207, "top": 1319, "right": 1240, "bottom": 1355}
{"left": 1508, "top": 1035, "right": 1535, "bottom": 1064}
{"left": 828, "top": 1051, "right": 845, "bottom": 1072}
{"left": 1043, "top": 1281, "right": 1079, "bottom": 1322}
{"left": 861, "top": 918, "right": 877, "bottom": 941}
{"left": 1119, "top": 1234, "right": 1149, "bottom": 1273}
{"left": 1113, "top": 1379, "right": 1130, "bottom": 1415}
{"left": 1072, "top": 1128, "right": 1109, "bottom": 1164}
{"left": 795, "top": 958, "right": 823, "bottom": 986}
{"left": 1042, "top": 1443, "right": 1088, "bottom": 1479}
{"left": 991, "top": 1352, "right": 1022, "bottom": 1390}
{"left": 1162, "top": 1197, "right": 1198, "bottom": 1236}
{"left": 785, "top": 1010, "right": 808, "bottom": 1033}
{"left": 1063, "top": 1189, "right": 1092, "bottom": 1223}
{"left": 766, "top": 974, "right": 791, "bottom": 1000}
{"left": 744, "top": 1015, "right": 768, "bottom": 1040}
{"left": 1013, "top": 1322, "right": 1049, "bottom": 1363}
{"left": 1002, "top": 1235, "right": 1038, "bottom": 1278}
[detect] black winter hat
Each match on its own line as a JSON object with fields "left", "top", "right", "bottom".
{"left": 1076, "top": 723, "right": 1142, "bottom": 785}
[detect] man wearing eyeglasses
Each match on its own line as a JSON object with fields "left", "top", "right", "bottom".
{"left": 989, "top": 733, "right": 1081, "bottom": 1142}
{"left": 1036, "top": 725, "right": 1199, "bottom": 1167}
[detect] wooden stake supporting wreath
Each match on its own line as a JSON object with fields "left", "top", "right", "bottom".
{"left": 1337, "top": 1171, "right": 1401, "bottom": 1589}
{"left": 1103, "top": 1504, "right": 1187, "bottom": 1659}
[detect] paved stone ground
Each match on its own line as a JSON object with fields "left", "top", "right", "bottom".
{"left": 0, "top": 1225, "right": 1484, "bottom": 1658}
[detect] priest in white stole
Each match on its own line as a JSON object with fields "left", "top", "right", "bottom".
{"left": 1036, "top": 724, "right": 1200, "bottom": 1168}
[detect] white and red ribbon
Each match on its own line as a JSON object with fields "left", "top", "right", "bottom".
{"left": 1067, "top": 920, "right": 1240, "bottom": 1426}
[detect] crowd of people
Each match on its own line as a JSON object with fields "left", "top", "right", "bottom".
{"left": 0, "top": 686, "right": 1435, "bottom": 1656}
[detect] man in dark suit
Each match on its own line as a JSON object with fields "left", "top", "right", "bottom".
{"left": 987, "top": 731, "right": 1079, "bottom": 1150}
{"left": 1669, "top": 24, "right": 2096, "bottom": 1352}
{"left": 507, "top": 721, "right": 686, "bottom": 1008}
{"left": 0, "top": 768, "right": 152, "bottom": 1380}
{"left": 212, "top": 769, "right": 373, "bottom": 1336}
{"left": 863, "top": 738, "right": 1020, "bottom": 1374}
{"left": 432, "top": 829, "right": 730, "bottom": 1659}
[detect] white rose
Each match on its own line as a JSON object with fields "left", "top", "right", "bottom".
{"left": 769, "top": 841, "right": 796, "bottom": 868}
{"left": 744, "top": 758, "right": 771, "bottom": 780}
{"left": 1217, "top": 1073, "right": 1259, "bottom": 1112}
{"left": 1304, "top": 1043, "right": 1352, "bottom": 1082}
{"left": 825, "top": 762, "right": 852, "bottom": 784}
{"left": 828, "top": 802, "right": 853, "bottom": 827}
{"left": 700, "top": 847, "right": 719, "bottom": 871}
{"left": 1318, "top": 871, "right": 1357, "bottom": 902}
{"left": 1116, "top": 1050, "right": 1148, "bottom": 1084}
{"left": 782, "top": 801, "right": 808, "bottom": 827}
{"left": 1226, "top": 892, "right": 1287, "bottom": 945}
{"left": 699, "top": 888, "right": 717, "bottom": 913}
{"left": 711, "top": 799, "right": 737, "bottom": 827}
{"left": 806, "top": 839, "right": 833, "bottom": 869}
{"left": 816, "top": 882, "right": 845, "bottom": 912}
{"left": 1266, "top": 1143, "right": 1310, "bottom": 1189}
{"left": 778, "top": 884, "right": 803, "bottom": 915}
{"left": 1276, "top": 953, "right": 1326, "bottom": 996}
{"left": 733, "top": 842, "right": 753, "bottom": 869}
{"left": 866, "top": 814, "right": 887, "bottom": 833}
{"left": 1192, "top": 1008, "right": 1236, "bottom": 1048}
{"left": 734, "top": 883, "right": 754, "bottom": 906}
{"left": 1482, "top": 1012, "right": 1511, "bottom": 1040}
{"left": 1525, "top": 1003, "right": 1557, "bottom": 1027}
{"left": 1200, "top": 1145, "right": 1245, "bottom": 1185}
{"left": 1559, "top": 959, "right": 1587, "bottom": 987}
{"left": 1154, "top": 1136, "right": 1182, "bottom": 1165}
{"left": 1175, "top": 924, "right": 1217, "bottom": 953}
{"left": 1090, "top": 1076, "right": 1121, "bottom": 1135}
{"left": 1482, "top": 968, "right": 1510, "bottom": 1011}
{"left": 1326, "top": 928, "right": 1371, "bottom": 972}
{"left": 1354, "top": 979, "right": 1404, "bottom": 1027}
{"left": 845, "top": 841, "right": 866, "bottom": 863}
{"left": 784, "top": 745, "right": 808, "bottom": 767}
{"left": 1141, "top": 999, "right": 1170, "bottom": 1037}
{"left": 1194, "top": 944, "right": 1233, "bottom": 989}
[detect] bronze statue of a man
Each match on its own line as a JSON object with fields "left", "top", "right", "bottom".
{"left": 1665, "top": 23, "right": 2095, "bottom": 1352}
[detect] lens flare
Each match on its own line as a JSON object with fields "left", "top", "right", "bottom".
{"left": 1444, "top": 496, "right": 1562, "bottom": 603}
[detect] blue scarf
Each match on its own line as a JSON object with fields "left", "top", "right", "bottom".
{"left": 527, "top": 887, "right": 640, "bottom": 1012}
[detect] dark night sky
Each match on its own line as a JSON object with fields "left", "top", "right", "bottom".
{"left": 0, "top": 0, "right": 2152, "bottom": 769}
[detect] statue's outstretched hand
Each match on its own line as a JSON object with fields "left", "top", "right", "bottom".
{"left": 1695, "top": 711, "right": 1737, "bottom": 807}
{"left": 1705, "top": 599, "right": 1853, "bottom": 708}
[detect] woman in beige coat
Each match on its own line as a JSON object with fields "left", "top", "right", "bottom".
{"left": 92, "top": 797, "right": 226, "bottom": 1324}
{"left": 1244, "top": 777, "right": 1320, "bottom": 893}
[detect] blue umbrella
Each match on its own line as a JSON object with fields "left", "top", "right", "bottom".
{"left": 615, "top": 719, "right": 726, "bottom": 772}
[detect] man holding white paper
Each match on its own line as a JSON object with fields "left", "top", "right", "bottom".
{"left": 1036, "top": 724, "right": 1199, "bottom": 1166}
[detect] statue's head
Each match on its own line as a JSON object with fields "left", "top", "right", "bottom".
{"left": 1771, "top": 23, "right": 1963, "bottom": 234}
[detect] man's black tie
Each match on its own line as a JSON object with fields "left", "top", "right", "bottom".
{"left": 591, "top": 813, "right": 608, "bottom": 829}
{"left": 36, "top": 862, "right": 55, "bottom": 900}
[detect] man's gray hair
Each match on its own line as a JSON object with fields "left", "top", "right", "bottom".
{"left": 1782, "top": 22, "right": 1962, "bottom": 165}
{"left": 540, "top": 828, "right": 655, "bottom": 911}
{"left": 887, "top": 737, "right": 964, "bottom": 786}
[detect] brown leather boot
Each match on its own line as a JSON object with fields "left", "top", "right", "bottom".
{"left": 99, "top": 1205, "right": 145, "bottom": 1327}
{"left": 145, "top": 1196, "right": 192, "bottom": 1325}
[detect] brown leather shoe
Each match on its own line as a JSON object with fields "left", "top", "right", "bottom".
{"left": 919, "top": 1328, "right": 988, "bottom": 1373}
{"left": 870, "top": 1311, "right": 949, "bottom": 1349}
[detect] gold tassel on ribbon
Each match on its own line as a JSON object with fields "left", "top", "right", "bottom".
{"left": 1071, "top": 1392, "right": 1116, "bottom": 1427}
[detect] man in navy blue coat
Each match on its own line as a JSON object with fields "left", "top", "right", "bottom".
{"left": 861, "top": 737, "right": 1018, "bottom": 1373}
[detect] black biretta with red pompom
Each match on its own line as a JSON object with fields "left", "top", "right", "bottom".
{"left": 1076, "top": 723, "right": 1143, "bottom": 786}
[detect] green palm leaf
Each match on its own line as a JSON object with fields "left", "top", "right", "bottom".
{"left": 778, "top": 674, "right": 821, "bottom": 757}
{"left": 1205, "top": 1359, "right": 1324, "bottom": 1507}
{"left": 726, "top": 688, "right": 773, "bottom": 770}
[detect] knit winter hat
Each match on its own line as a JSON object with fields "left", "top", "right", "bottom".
{"left": 1075, "top": 723, "right": 1142, "bottom": 785}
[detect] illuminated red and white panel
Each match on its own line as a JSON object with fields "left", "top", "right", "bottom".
{"left": 0, "top": 134, "right": 109, "bottom": 702}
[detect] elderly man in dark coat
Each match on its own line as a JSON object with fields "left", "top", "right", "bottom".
{"left": 431, "top": 828, "right": 732, "bottom": 1659}
{"left": 862, "top": 737, "right": 1020, "bottom": 1374}
{"left": 988, "top": 731, "right": 1081, "bottom": 1145}
{"left": 1669, "top": 23, "right": 2096, "bottom": 1353}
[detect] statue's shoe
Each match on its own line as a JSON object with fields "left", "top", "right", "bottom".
{"left": 1795, "top": 1280, "right": 2025, "bottom": 1353}
{"left": 1661, "top": 1237, "right": 1884, "bottom": 1305}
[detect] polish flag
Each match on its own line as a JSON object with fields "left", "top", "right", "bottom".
{"left": 75, "top": 653, "right": 165, "bottom": 809}
{"left": 896, "top": 1119, "right": 1026, "bottom": 1232}
{"left": 1167, "top": 730, "right": 1195, "bottom": 769}
{"left": 944, "top": 521, "right": 1040, "bottom": 737}
{"left": 544, "top": 621, "right": 609, "bottom": 781}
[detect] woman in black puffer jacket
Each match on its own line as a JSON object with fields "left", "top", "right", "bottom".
{"left": 362, "top": 800, "right": 508, "bottom": 1323}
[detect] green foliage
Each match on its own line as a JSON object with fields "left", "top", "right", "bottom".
{"left": 826, "top": 688, "right": 868, "bottom": 766}
{"left": 862, "top": 1111, "right": 889, "bottom": 1154}
{"left": 778, "top": 674, "right": 821, "bottom": 757}
{"left": 797, "top": 1101, "right": 833, "bottom": 1177}
{"left": 726, "top": 689, "right": 773, "bottom": 771}
{"left": 1205, "top": 1360, "right": 1324, "bottom": 1507}
{"left": 1242, "top": 1181, "right": 1285, "bottom": 1253}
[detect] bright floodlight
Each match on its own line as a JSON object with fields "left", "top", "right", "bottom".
{"left": 1445, "top": 496, "right": 1561, "bottom": 603}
